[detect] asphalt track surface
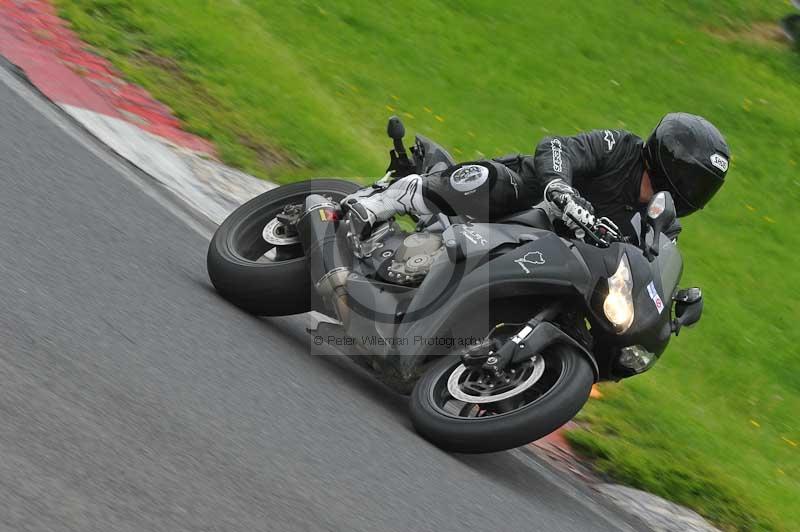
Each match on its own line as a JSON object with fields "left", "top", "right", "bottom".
{"left": 0, "top": 65, "right": 643, "bottom": 531}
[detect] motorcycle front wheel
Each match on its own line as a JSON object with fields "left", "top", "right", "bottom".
{"left": 207, "top": 179, "right": 360, "bottom": 316}
{"left": 409, "top": 344, "right": 593, "bottom": 453}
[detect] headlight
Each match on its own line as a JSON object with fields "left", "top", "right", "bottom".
{"left": 603, "top": 254, "right": 634, "bottom": 333}
{"left": 617, "top": 345, "right": 656, "bottom": 373}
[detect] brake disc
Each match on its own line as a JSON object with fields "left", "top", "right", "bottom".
{"left": 446, "top": 357, "right": 545, "bottom": 404}
{"left": 262, "top": 217, "right": 300, "bottom": 246}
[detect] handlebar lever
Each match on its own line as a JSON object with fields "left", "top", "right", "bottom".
{"left": 565, "top": 213, "right": 610, "bottom": 248}
{"left": 565, "top": 213, "right": 627, "bottom": 248}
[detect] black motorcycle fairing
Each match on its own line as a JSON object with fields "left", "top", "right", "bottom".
{"left": 412, "top": 134, "right": 457, "bottom": 173}
{"left": 329, "top": 225, "right": 595, "bottom": 383}
{"left": 304, "top": 190, "right": 682, "bottom": 386}
{"left": 647, "top": 231, "right": 683, "bottom": 298}
{"left": 620, "top": 240, "right": 680, "bottom": 357}
{"left": 381, "top": 229, "right": 598, "bottom": 381}
{"left": 341, "top": 221, "right": 532, "bottom": 327}
{"left": 495, "top": 207, "right": 554, "bottom": 231}
{"left": 618, "top": 235, "right": 681, "bottom": 359}
{"left": 580, "top": 237, "right": 682, "bottom": 379}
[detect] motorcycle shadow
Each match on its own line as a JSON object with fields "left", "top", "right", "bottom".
{"left": 261, "top": 314, "right": 411, "bottom": 422}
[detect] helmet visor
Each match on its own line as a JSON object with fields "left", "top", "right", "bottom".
{"left": 656, "top": 149, "right": 725, "bottom": 216}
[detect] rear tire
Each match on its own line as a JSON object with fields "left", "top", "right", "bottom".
{"left": 206, "top": 179, "right": 360, "bottom": 315}
{"left": 409, "top": 344, "right": 593, "bottom": 453}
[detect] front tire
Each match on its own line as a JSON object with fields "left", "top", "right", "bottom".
{"left": 207, "top": 179, "right": 360, "bottom": 316}
{"left": 409, "top": 344, "right": 593, "bottom": 453}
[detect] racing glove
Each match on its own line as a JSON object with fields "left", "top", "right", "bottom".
{"left": 544, "top": 179, "right": 595, "bottom": 231}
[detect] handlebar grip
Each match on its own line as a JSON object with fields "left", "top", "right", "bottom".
{"left": 548, "top": 191, "right": 569, "bottom": 209}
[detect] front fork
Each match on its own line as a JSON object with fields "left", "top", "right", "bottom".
{"left": 461, "top": 303, "right": 598, "bottom": 380}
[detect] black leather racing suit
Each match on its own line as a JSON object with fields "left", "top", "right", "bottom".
{"left": 422, "top": 129, "right": 664, "bottom": 243}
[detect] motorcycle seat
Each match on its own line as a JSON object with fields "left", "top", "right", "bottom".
{"left": 496, "top": 208, "right": 553, "bottom": 231}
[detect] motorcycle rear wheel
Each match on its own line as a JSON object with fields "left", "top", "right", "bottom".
{"left": 409, "top": 344, "right": 593, "bottom": 453}
{"left": 206, "top": 179, "right": 360, "bottom": 316}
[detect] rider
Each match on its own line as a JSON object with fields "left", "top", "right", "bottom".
{"left": 343, "top": 113, "right": 730, "bottom": 243}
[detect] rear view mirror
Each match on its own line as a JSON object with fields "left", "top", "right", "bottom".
{"left": 672, "top": 287, "right": 703, "bottom": 335}
{"left": 644, "top": 192, "right": 677, "bottom": 261}
{"left": 647, "top": 191, "right": 677, "bottom": 235}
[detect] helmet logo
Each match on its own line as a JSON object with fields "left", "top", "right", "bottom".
{"left": 710, "top": 153, "right": 729, "bottom": 172}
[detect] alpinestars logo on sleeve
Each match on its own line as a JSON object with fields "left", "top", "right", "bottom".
{"left": 603, "top": 130, "right": 616, "bottom": 151}
{"left": 550, "top": 139, "right": 563, "bottom": 173}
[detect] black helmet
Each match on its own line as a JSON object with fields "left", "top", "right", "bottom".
{"left": 644, "top": 113, "right": 730, "bottom": 216}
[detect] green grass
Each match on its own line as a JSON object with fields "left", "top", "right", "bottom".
{"left": 54, "top": 1, "right": 800, "bottom": 529}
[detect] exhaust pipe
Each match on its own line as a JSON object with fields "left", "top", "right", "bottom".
{"left": 297, "top": 194, "right": 351, "bottom": 322}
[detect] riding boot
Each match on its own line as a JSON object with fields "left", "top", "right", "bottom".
{"left": 342, "top": 174, "right": 432, "bottom": 239}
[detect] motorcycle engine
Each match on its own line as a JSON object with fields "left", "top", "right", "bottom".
{"left": 385, "top": 233, "right": 444, "bottom": 285}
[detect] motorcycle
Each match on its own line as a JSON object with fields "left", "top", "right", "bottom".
{"left": 207, "top": 117, "right": 704, "bottom": 453}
